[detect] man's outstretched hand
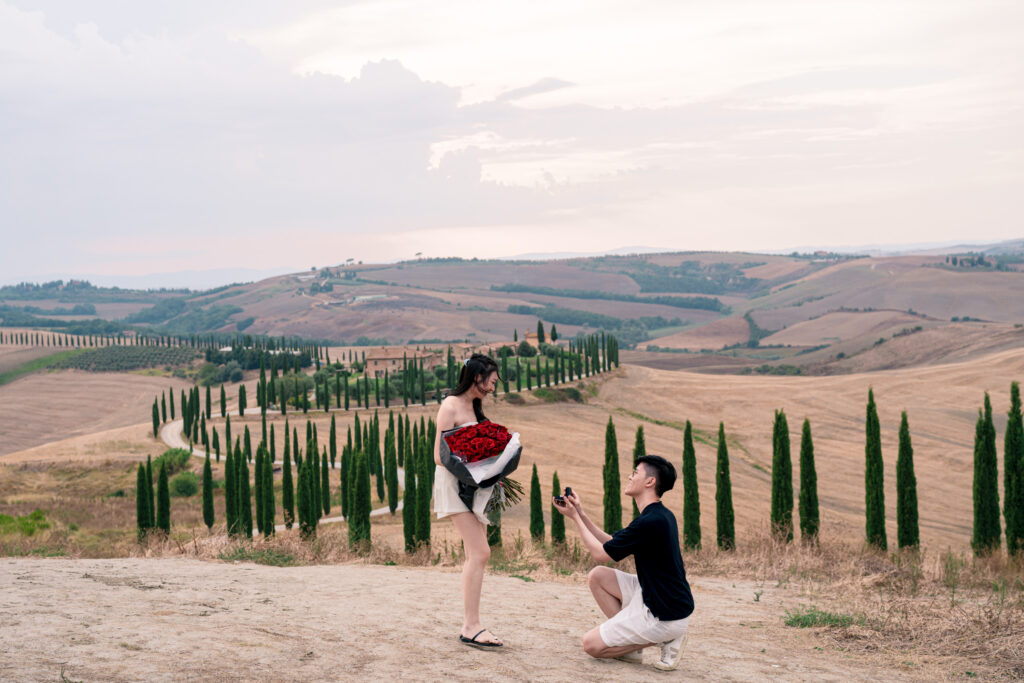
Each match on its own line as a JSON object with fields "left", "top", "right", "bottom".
{"left": 552, "top": 496, "right": 579, "bottom": 520}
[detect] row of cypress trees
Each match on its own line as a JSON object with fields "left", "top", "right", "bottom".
{"left": 596, "top": 385, "right": 1024, "bottom": 556}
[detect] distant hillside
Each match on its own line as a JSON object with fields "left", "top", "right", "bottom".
{"left": 2, "top": 246, "right": 1023, "bottom": 373}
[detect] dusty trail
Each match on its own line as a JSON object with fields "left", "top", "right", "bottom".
{"left": 0, "top": 557, "right": 944, "bottom": 682}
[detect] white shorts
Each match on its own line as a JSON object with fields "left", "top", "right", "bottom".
{"left": 599, "top": 570, "right": 690, "bottom": 647}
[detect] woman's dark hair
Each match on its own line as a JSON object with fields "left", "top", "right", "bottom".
{"left": 636, "top": 455, "right": 677, "bottom": 496}
{"left": 448, "top": 353, "right": 500, "bottom": 423}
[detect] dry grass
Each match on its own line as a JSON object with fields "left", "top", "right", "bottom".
{"left": 682, "top": 525, "right": 1024, "bottom": 678}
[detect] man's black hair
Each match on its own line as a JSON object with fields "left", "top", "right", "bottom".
{"left": 636, "top": 455, "right": 676, "bottom": 497}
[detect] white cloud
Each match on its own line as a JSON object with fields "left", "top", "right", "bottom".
{"left": 0, "top": 0, "right": 1022, "bottom": 284}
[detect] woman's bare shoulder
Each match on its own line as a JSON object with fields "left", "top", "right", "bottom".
{"left": 436, "top": 395, "right": 457, "bottom": 426}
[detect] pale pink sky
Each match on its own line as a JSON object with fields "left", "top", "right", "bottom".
{"left": 1, "top": 0, "right": 1022, "bottom": 285}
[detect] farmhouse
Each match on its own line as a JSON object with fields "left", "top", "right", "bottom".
{"left": 364, "top": 347, "right": 443, "bottom": 378}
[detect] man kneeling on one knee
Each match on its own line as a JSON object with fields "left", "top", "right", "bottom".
{"left": 553, "top": 455, "right": 694, "bottom": 671}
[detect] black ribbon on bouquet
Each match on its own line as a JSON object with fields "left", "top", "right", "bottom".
{"left": 439, "top": 423, "right": 522, "bottom": 512}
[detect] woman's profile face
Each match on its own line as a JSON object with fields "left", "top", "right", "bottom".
{"left": 475, "top": 370, "right": 498, "bottom": 396}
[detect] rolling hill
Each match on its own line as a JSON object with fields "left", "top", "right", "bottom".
{"left": 2, "top": 244, "right": 1022, "bottom": 374}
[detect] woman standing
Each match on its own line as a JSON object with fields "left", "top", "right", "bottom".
{"left": 434, "top": 353, "right": 503, "bottom": 648}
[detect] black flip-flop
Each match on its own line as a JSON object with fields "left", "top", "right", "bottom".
{"left": 459, "top": 629, "right": 503, "bottom": 649}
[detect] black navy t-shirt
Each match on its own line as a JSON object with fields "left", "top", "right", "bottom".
{"left": 602, "top": 501, "right": 694, "bottom": 621}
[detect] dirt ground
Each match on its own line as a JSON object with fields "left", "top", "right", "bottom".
{"left": 0, "top": 556, "right": 962, "bottom": 682}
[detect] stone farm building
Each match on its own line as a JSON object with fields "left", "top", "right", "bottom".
{"left": 363, "top": 342, "right": 503, "bottom": 378}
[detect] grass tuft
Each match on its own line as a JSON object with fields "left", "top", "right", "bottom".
{"left": 218, "top": 545, "right": 300, "bottom": 567}
{"left": 784, "top": 605, "right": 856, "bottom": 628}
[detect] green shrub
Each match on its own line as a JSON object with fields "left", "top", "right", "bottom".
{"left": 532, "top": 388, "right": 583, "bottom": 403}
{"left": 170, "top": 471, "right": 200, "bottom": 497}
{"left": 0, "top": 509, "right": 50, "bottom": 536}
{"left": 152, "top": 448, "right": 193, "bottom": 477}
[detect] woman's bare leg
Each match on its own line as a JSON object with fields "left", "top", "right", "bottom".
{"left": 450, "top": 511, "right": 501, "bottom": 644}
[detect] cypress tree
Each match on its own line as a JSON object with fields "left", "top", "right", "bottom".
{"left": 350, "top": 449, "right": 371, "bottom": 547}
{"left": 282, "top": 434, "right": 294, "bottom": 529}
{"left": 632, "top": 425, "right": 645, "bottom": 519}
{"left": 354, "top": 412, "right": 363, "bottom": 453}
{"left": 529, "top": 463, "right": 544, "bottom": 542}
{"left": 156, "top": 462, "right": 170, "bottom": 534}
{"left": 1006, "top": 382, "right": 1024, "bottom": 556}
{"left": 225, "top": 447, "right": 237, "bottom": 535}
{"left": 254, "top": 446, "right": 265, "bottom": 535}
{"left": 136, "top": 463, "right": 150, "bottom": 540}
{"left": 550, "top": 324, "right": 558, "bottom": 341}
{"left": 152, "top": 399, "right": 160, "bottom": 438}
{"left": 146, "top": 456, "right": 155, "bottom": 530}
{"left": 551, "top": 470, "right": 565, "bottom": 544}
{"left": 340, "top": 441, "right": 351, "bottom": 518}
{"left": 416, "top": 437, "right": 431, "bottom": 545}
{"left": 403, "top": 441, "right": 418, "bottom": 551}
{"left": 385, "top": 417, "right": 399, "bottom": 514}
{"left": 770, "top": 409, "right": 794, "bottom": 542}
{"left": 202, "top": 451, "right": 214, "bottom": 531}
{"left": 263, "top": 445, "right": 275, "bottom": 536}
{"left": 537, "top": 320, "right": 545, "bottom": 344}
{"left": 682, "top": 420, "right": 701, "bottom": 550}
{"left": 864, "top": 389, "right": 887, "bottom": 550}
{"left": 269, "top": 424, "right": 276, "bottom": 463}
{"left": 330, "top": 415, "right": 337, "bottom": 469}
{"left": 896, "top": 411, "right": 919, "bottom": 549}
{"left": 602, "top": 417, "right": 623, "bottom": 533}
{"left": 321, "top": 450, "right": 331, "bottom": 514}
{"left": 244, "top": 426, "right": 252, "bottom": 463}
{"left": 224, "top": 415, "right": 232, "bottom": 466}
{"left": 170, "top": 390, "right": 175, "bottom": 420}
{"left": 161, "top": 393, "right": 167, "bottom": 423}
{"left": 220, "top": 384, "right": 226, "bottom": 417}
{"left": 715, "top": 422, "right": 735, "bottom": 550}
{"left": 308, "top": 438, "right": 321, "bottom": 520}
{"left": 298, "top": 460, "right": 315, "bottom": 540}
{"left": 973, "top": 393, "right": 1001, "bottom": 554}
{"left": 797, "top": 418, "right": 819, "bottom": 543}
{"left": 238, "top": 384, "right": 247, "bottom": 417}
{"left": 239, "top": 449, "right": 253, "bottom": 539}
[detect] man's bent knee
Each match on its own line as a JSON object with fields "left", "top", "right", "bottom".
{"left": 588, "top": 565, "right": 613, "bottom": 587}
{"left": 582, "top": 629, "right": 607, "bottom": 658}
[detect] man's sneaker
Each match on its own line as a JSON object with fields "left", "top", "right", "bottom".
{"left": 614, "top": 649, "right": 644, "bottom": 664}
{"left": 653, "top": 633, "right": 687, "bottom": 671}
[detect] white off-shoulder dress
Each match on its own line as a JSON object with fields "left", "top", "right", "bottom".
{"left": 433, "top": 421, "right": 495, "bottom": 525}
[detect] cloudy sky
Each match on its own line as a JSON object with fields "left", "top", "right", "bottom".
{"left": 1, "top": 0, "right": 1022, "bottom": 286}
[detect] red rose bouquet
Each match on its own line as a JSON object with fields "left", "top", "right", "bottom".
{"left": 444, "top": 421, "right": 513, "bottom": 463}
{"left": 439, "top": 420, "right": 523, "bottom": 513}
